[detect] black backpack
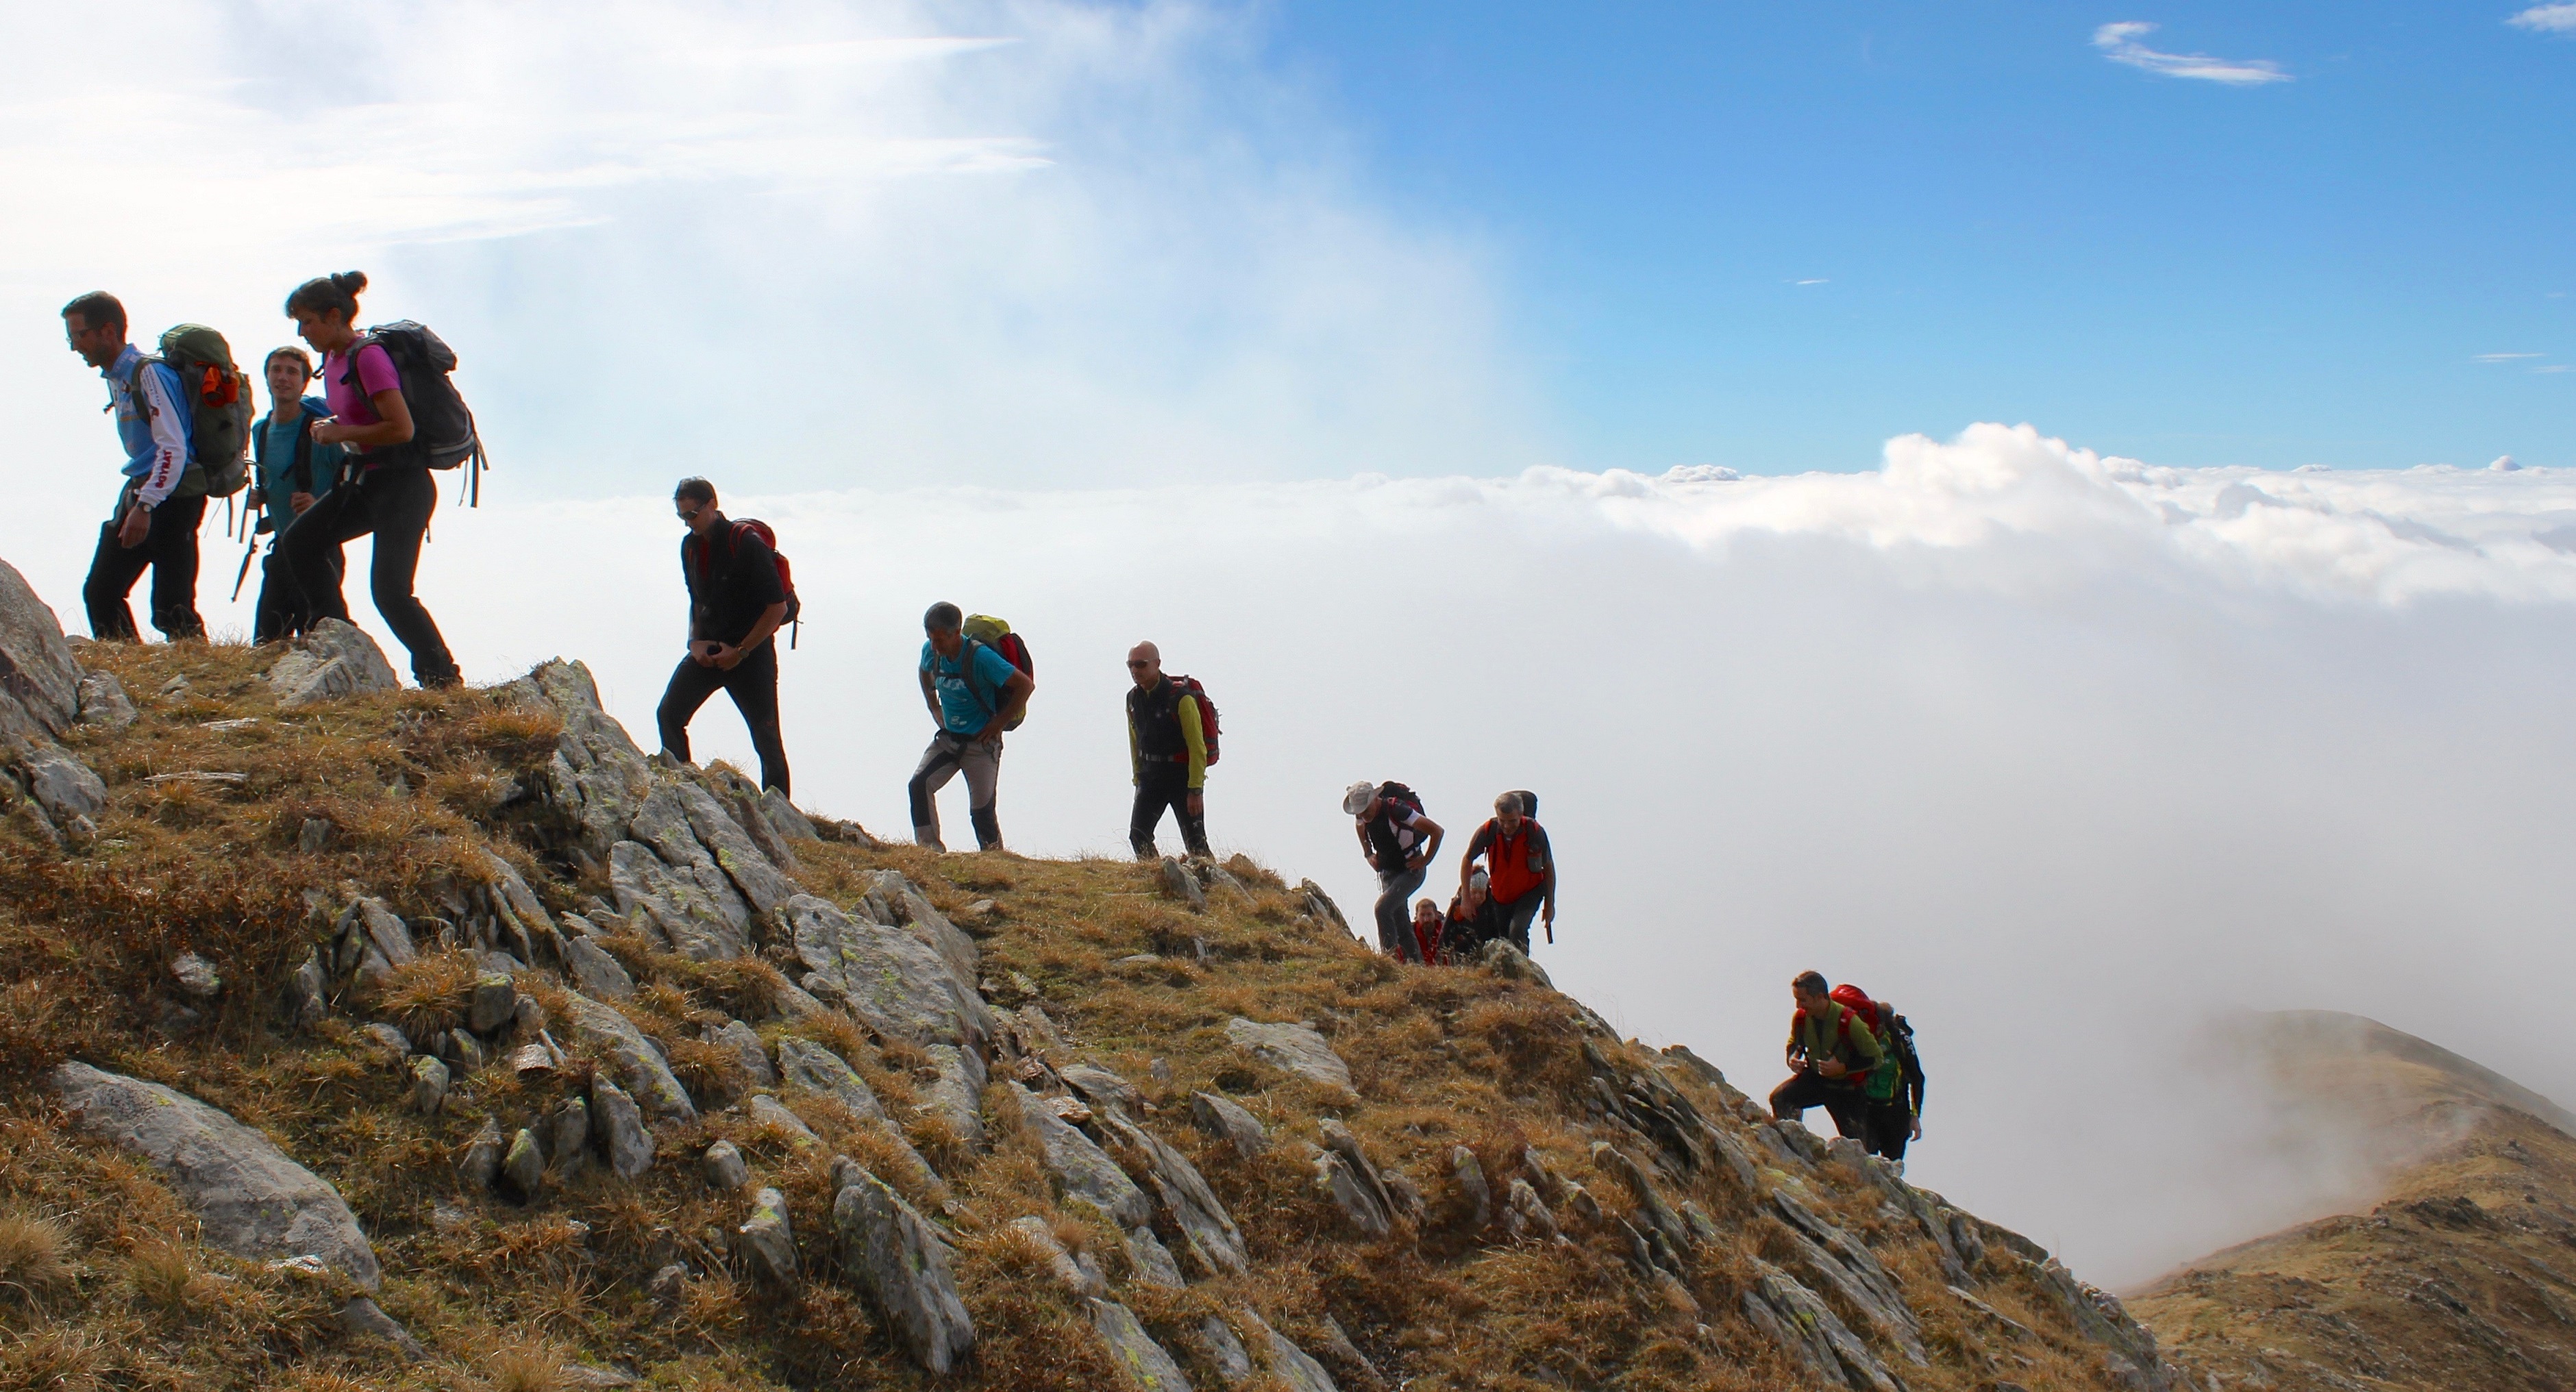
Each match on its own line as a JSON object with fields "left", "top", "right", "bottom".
{"left": 340, "top": 321, "right": 487, "bottom": 502}
{"left": 1365, "top": 780, "right": 1428, "bottom": 871}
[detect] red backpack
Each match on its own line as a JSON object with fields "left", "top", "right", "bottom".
{"left": 708, "top": 519, "right": 800, "bottom": 648}
{"left": 1829, "top": 984, "right": 1890, "bottom": 1034}
{"left": 1168, "top": 674, "right": 1222, "bottom": 765}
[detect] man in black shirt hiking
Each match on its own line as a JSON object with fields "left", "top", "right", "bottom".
{"left": 1125, "top": 641, "right": 1210, "bottom": 860}
{"left": 656, "top": 477, "right": 791, "bottom": 793}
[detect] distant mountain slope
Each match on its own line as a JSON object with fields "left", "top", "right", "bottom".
{"left": 2133, "top": 1010, "right": 2576, "bottom": 1391}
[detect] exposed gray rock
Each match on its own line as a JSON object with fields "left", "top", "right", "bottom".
{"left": 1594, "top": 1143, "right": 1692, "bottom": 1259}
{"left": 1091, "top": 1299, "right": 1193, "bottom": 1392}
{"left": 1241, "top": 1310, "right": 1342, "bottom": 1392}
{"left": 499, "top": 660, "right": 656, "bottom": 857}
{"left": 775, "top": 1036, "right": 886, "bottom": 1123}
{"left": 704, "top": 766, "right": 803, "bottom": 873}
{"left": 1224, "top": 1018, "right": 1354, "bottom": 1095}
{"left": 1772, "top": 1191, "right": 1924, "bottom": 1365}
{"left": 562, "top": 934, "right": 636, "bottom": 1001}
{"left": 550, "top": 1097, "right": 592, "bottom": 1180}
{"left": 761, "top": 786, "right": 819, "bottom": 842}
{"left": 1202, "top": 1312, "right": 1253, "bottom": 1387}
{"left": 1191, "top": 1091, "right": 1270, "bottom": 1158}
{"left": 441, "top": 1030, "right": 486, "bottom": 1075}
{"left": 734, "top": 1186, "right": 799, "bottom": 1287}
{"left": 1313, "top": 1315, "right": 1385, "bottom": 1392}
{"left": 629, "top": 785, "right": 756, "bottom": 930}
{"left": 703, "top": 1139, "right": 751, "bottom": 1190}
{"left": 1100, "top": 1112, "right": 1248, "bottom": 1276}
{"left": 671, "top": 777, "right": 797, "bottom": 916}
{"left": 284, "top": 949, "right": 327, "bottom": 1030}
{"left": 1061, "top": 1062, "right": 1145, "bottom": 1115}
{"left": 1477, "top": 939, "right": 1553, "bottom": 989}
{"left": 1502, "top": 1178, "right": 1559, "bottom": 1242}
{"left": 708, "top": 1019, "right": 776, "bottom": 1086}
{"left": 1006, "top": 1215, "right": 1107, "bottom": 1296}
{"left": 1449, "top": 1145, "right": 1491, "bottom": 1230}
{"left": 870, "top": 869, "right": 978, "bottom": 984}
{"left": 747, "top": 1094, "right": 822, "bottom": 1147}
{"left": 468, "top": 973, "right": 518, "bottom": 1034}
{"left": 1743, "top": 1258, "right": 1900, "bottom": 1392}
{"left": 75, "top": 668, "right": 136, "bottom": 730}
{"left": 1159, "top": 856, "right": 1207, "bottom": 912}
{"left": 333, "top": 897, "right": 415, "bottom": 983}
{"left": 1009, "top": 1083, "right": 1150, "bottom": 1228}
{"left": 340, "top": 1294, "right": 427, "bottom": 1358}
{"left": 2024, "top": 1256, "right": 2175, "bottom": 1390}
{"left": 53, "top": 1062, "right": 382, "bottom": 1289}
{"left": 1122, "top": 1223, "right": 1186, "bottom": 1289}
{"left": 609, "top": 838, "right": 750, "bottom": 961}
{"left": 1313, "top": 1121, "right": 1398, "bottom": 1239}
{"left": 298, "top": 817, "right": 332, "bottom": 853}
{"left": 502, "top": 1128, "right": 545, "bottom": 1196}
{"left": 1295, "top": 878, "right": 1348, "bottom": 934}
{"left": 921, "top": 1042, "right": 987, "bottom": 1149}
{"left": 478, "top": 850, "right": 562, "bottom": 965}
{"left": 647, "top": 1263, "right": 689, "bottom": 1309}
{"left": 834, "top": 1167, "right": 976, "bottom": 1373}
{"left": 459, "top": 1117, "right": 505, "bottom": 1190}
{"left": 0, "top": 559, "right": 84, "bottom": 738}
{"left": 561, "top": 990, "right": 697, "bottom": 1122}
{"left": 19, "top": 745, "right": 106, "bottom": 822}
{"left": 784, "top": 894, "right": 991, "bottom": 1052}
{"left": 593, "top": 1078, "right": 655, "bottom": 1178}
{"left": 267, "top": 619, "right": 401, "bottom": 706}
{"left": 170, "top": 951, "right": 221, "bottom": 1001}
{"left": 410, "top": 1055, "right": 449, "bottom": 1115}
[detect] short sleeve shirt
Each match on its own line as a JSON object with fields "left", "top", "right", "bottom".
{"left": 683, "top": 519, "right": 787, "bottom": 645}
{"left": 323, "top": 343, "right": 400, "bottom": 428}
{"left": 921, "top": 641, "right": 1022, "bottom": 735}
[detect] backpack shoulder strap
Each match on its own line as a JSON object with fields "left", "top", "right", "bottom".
{"left": 956, "top": 637, "right": 995, "bottom": 714}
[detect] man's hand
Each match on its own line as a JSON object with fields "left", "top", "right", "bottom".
{"left": 289, "top": 491, "right": 316, "bottom": 514}
{"left": 1405, "top": 852, "right": 1430, "bottom": 872}
{"left": 1909, "top": 1116, "right": 1924, "bottom": 1141}
{"left": 972, "top": 719, "right": 1002, "bottom": 746}
{"left": 310, "top": 419, "right": 349, "bottom": 445}
{"left": 1818, "top": 1058, "right": 1849, "bottom": 1080}
{"left": 1186, "top": 791, "right": 1204, "bottom": 815}
{"left": 711, "top": 644, "right": 745, "bottom": 671}
{"left": 691, "top": 640, "right": 723, "bottom": 667}
{"left": 116, "top": 504, "right": 150, "bottom": 548}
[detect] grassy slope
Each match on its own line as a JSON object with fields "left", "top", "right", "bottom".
{"left": 2131, "top": 1018, "right": 2576, "bottom": 1391}
{"left": 0, "top": 638, "right": 2150, "bottom": 1391}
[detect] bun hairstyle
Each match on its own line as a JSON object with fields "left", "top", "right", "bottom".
{"left": 284, "top": 270, "right": 369, "bottom": 321}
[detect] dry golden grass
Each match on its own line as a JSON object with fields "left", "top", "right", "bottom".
{"left": 0, "top": 1210, "right": 73, "bottom": 1300}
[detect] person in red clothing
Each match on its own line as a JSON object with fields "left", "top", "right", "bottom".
{"left": 1457, "top": 791, "right": 1555, "bottom": 952}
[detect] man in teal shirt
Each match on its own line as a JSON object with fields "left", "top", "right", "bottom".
{"left": 909, "top": 602, "right": 1033, "bottom": 851}
{"left": 247, "top": 346, "right": 344, "bottom": 641}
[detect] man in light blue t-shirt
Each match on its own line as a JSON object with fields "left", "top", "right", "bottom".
{"left": 909, "top": 601, "right": 1034, "bottom": 851}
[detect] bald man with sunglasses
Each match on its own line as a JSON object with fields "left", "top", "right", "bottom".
{"left": 1124, "top": 641, "right": 1209, "bottom": 860}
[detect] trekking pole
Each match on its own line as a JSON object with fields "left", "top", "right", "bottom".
{"left": 231, "top": 535, "right": 259, "bottom": 604}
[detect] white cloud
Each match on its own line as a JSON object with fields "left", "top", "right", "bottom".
{"left": 2093, "top": 21, "right": 2292, "bottom": 84}
{"left": 2475, "top": 351, "right": 2544, "bottom": 361}
{"left": 2510, "top": 3, "right": 2576, "bottom": 33}
{"left": 2539, "top": 364, "right": 2575, "bottom": 373}
{"left": 1793, "top": 277, "right": 1829, "bottom": 286}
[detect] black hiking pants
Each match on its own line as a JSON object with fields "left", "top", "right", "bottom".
{"left": 1130, "top": 768, "right": 1208, "bottom": 859}
{"left": 1866, "top": 1100, "right": 1914, "bottom": 1163}
{"left": 282, "top": 465, "right": 459, "bottom": 686}
{"left": 251, "top": 538, "right": 340, "bottom": 643}
{"left": 657, "top": 641, "right": 789, "bottom": 795}
{"left": 84, "top": 487, "right": 206, "bottom": 641}
{"left": 1768, "top": 1071, "right": 1871, "bottom": 1141}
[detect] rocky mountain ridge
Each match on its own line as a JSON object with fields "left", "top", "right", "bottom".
{"left": 0, "top": 554, "right": 2181, "bottom": 1391}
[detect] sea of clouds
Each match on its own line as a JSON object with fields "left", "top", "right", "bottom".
{"left": 15, "top": 425, "right": 2576, "bottom": 1286}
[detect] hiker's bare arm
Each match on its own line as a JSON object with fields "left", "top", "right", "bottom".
{"left": 976, "top": 671, "right": 1034, "bottom": 743}
{"left": 713, "top": 601, "right": 789, "bottom": 669}
{"left": 919, "top": 668, "right": 941, "bottom": 721}
{"left": 1407, "top": 818, "right": 1444, "bottom": 871}
{"left": 314, "top": 388, "right": 413, "bottom": 450}
{"left": 1457, "top": 824, "right": 1491, "bottom": 887}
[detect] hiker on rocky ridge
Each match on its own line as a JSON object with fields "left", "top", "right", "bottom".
{"left": 913, "top": 601, "right": 1032, "bottom": 852}
{"left": 277, "top": 271, "right": 462, "bottom": 688}
{"left": 247, "top": 346, "right": 345, "bottom": 642}
{"left": 1345, "top": 780, "right": 1443, "bottom": 962}
{"left": 1124, "top": 641, "right": 1209, "bottom": 860}
{"left": 1411, "top": 898, "right": 1449, "bottom": 965}
{"left": 1769, "top": 970, "right": 1891, "bottom": 1143}
{"left": 656, "top": 477, "right": 791, "bottom": 795}
{"left": 1832, "top": 984, "right": 1927, "bottom": 1164}
{"left": 1458, "top": 790, "right": 1555, "bottom": 952}
{"left": 1445, "top": 871, "right": 1502, "bottom": 959}
{"left": 63, "top": 290, "right": 208, "bottom": 643}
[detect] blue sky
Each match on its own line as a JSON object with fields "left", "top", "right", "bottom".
{"left": 1254, "top": 2, "right": 2574, "bottom": 472}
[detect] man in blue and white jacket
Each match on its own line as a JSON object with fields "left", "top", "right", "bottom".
{"left": 64, "top": 290, "right": 206, "bottom": 641}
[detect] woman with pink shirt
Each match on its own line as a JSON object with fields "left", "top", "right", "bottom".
{"left": 276, "top": 271, "right": 461, "bottom": 688}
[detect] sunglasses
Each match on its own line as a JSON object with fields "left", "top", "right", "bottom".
{"left": 1126, "top": 659, "right": 1152, "bottom": 669}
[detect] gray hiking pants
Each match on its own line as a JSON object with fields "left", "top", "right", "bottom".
{"left": 1374, "top": 864, "right": 1427, "bottom": 961}
{"left": 910, "top": 730, "right": 1002, "bottom": 851}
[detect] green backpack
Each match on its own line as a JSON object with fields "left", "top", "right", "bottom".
{"left": 136, "top": 325, "right": 253, "bottom": 497}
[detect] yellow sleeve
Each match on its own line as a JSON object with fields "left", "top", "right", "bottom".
{"left": 1178, "top": 693, "right": 1206, "bottom": 788}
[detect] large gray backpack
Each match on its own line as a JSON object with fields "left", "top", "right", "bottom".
{"left": 136, "top": 324, "right": 252, "bottom": 497}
